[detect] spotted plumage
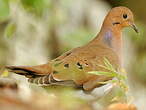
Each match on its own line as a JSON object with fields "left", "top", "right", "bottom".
{"left": 5, "top": 6, "right": 138, "bottom": 91}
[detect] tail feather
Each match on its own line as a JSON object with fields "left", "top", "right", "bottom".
{"left": 28, "top": 75, "right": 78, "bottom": 87}
{"left": 6, "top": 64, "right": 52, "bottom": 78}
{"left": 5, "top": 65, "right": 80, "bottom": 88}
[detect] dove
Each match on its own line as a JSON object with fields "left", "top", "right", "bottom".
{"left": 6, "top": 6, "right": 138, "bottom": 91}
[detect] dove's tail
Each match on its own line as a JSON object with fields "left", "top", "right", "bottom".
{"left": 5, "top": 64, "right": 53, "bottom": 78}
{"left": 5, "top": 64, "right": 79, "bottom": 88}
{"left": 28, "top": 75, "right": 77, "bottom": 87}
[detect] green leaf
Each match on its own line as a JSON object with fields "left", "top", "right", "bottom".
{"left": 88, "top": 58, "right": 128, "bottom": 93}
{"left": 103, "top": 57, "right": 115, "bottom": 71}
{"left": 117, "top": 74, "right": 126, "bottom": 80}
{"left": 98, "top": 80, "right": 118, "bottom": 84}
{"left": 21, "top": 0, "right": 46, "bottom": 16}
{"left": 88, "top": 71, "right": 117, "bottom": 77}
{"left": 4, "top": 23, "right": 16, "bottom": 38}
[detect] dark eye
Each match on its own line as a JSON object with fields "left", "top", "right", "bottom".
{"left": 123, "top": 14, "right": 128, "bottom": 19}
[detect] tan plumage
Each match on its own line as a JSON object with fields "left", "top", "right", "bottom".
{"left": 6, "top": 6, "right": 138, "bottom": 91}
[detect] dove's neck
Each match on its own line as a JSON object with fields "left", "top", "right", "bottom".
{"left": 90, "top": 24, "right": 123, "bottom": 60}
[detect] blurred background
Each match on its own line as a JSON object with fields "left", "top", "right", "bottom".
{"left": 0, "top": 0, "right": 145, "bottom": 110}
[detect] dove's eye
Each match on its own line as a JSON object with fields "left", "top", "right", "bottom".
{"left": 123, "top": 14, "right": 128, "bottom": 19}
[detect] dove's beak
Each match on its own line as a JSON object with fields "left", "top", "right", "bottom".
{"left": 130, "top": 23, "right": 139, "bottom": 33}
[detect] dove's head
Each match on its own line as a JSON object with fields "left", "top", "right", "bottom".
{"left": 103, "top": 6, "right": 138, "bottom": 33}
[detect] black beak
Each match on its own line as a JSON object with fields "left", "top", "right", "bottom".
{"left": 131, "top": 23, "right": 139, "bottom": 33}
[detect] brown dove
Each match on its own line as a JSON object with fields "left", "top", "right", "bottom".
{"left": 6, "top": 6, "right": 138, "bottom": 91}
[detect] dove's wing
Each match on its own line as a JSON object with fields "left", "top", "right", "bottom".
{"left": 50, "top": 44, "right": 120, "bottom": 90}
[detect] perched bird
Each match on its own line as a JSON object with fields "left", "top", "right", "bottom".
{"left": 6, "top": 6, "right": 138, "bottom": 91}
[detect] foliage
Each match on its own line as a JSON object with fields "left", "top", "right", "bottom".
{"left": 4, "top": 22, "right": 16, "bottom": 38}
{"left": 88, "top": 58, "right": 128, "bottom": 92}
{"left": 21, "top": 0, "right": 47, "bottom": 16}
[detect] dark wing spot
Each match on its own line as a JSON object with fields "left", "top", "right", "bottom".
{"left": 77, "top": 62, "right": 83, "bottom": 69}
{"left": 85, "top": 63, "right": 88, "bottom": 66}
{"left": 53, "top": 71, "right": 58, "bottom": 74}
{"left": 64, "top": 64, "right": 69, "bottom": 68}
{"left": 83, "top": 59, "right": 88, "bottom": 66}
